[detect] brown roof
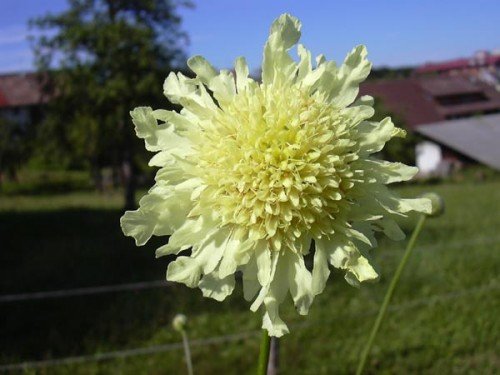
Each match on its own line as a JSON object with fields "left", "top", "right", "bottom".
{"left": 360, "top": 76, "right": 500, "bottom": 128}
{"left": 0, "top": 72, "right": 46, "bottom": 108}
{"left": 416, "top": 54, "right": 500, "bottom": 74}
{"left": 360, "top": 79, "right": 441, "bottom": 127}
{"left": 418, "top": 76, "right": 480, "bottom": 96}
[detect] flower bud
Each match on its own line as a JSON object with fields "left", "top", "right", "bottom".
{"left": 172, "top": 314, "right": 187, "bottom": 332}
{"left": 421, "top": 192, "right": 445, "bottom": 217}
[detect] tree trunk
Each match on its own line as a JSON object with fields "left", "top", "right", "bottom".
{"left": 122, "top": 153, "right": 136, "bottom": 210}
{"left": 91, "top": 164, "right": 103, "bottom": 192}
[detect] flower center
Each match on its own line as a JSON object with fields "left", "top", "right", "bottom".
{"left": 193, "top": 84, "right": 357, "bottom": 252}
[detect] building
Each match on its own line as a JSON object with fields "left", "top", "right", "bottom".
{"left": 360, "top": 74, "right": 500, "bottom": 175}
{"left": 416, "top": 50, "right": 500, "bottom": 90}
{"left": 0, "top": 72, "right": 47, "bottom": 127}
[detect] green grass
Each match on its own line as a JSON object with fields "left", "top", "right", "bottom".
{"left": 0, "top": 170, "right": 93, "bottom": 196}
{"left": 0, "top": 181, "right": 499, "bottom": 374}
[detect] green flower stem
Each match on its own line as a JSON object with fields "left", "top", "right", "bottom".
{"left": 257, "top": 330, "right": 271, "bottom": 375}
{"left": 181, "top": 330, "right": 194, "bottom": 375}
{"left": 356, "top": 214, "right": 427, "bottom": 375}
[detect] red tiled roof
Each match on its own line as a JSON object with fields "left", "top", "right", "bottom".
{"left": 0, "top": 72, "right": 45, "bottom": 108}
{"left": 360, "top": 79, "right": 442, "bottom": 128}
{"left": 418, "top": 76, "right": 480, "bottom": 96}
{"left": 360, "top": 76, "right": 500, "bottom": 128}
{"left": 0, "top": 91, "right": 8, "bottom": 107}
{"left": 416, "top": 54, "right": 500, "bottom": 74}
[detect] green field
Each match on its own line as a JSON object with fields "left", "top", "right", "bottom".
{"left": 1, "top": 181, "right": 499, "bottom": 374}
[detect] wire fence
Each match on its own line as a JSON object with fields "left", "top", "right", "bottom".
{"left": 2, "top": 234, "right": 499, "bottom": 304}
{"left": 0, "top": 280, "right": 169, "bottom": 303}
{"left": 1, "top": 281, "right": 498, "bottom": 372}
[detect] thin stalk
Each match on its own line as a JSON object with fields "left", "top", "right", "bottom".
{"left": 356, "top": 214, "right": 427, "bottom": 375}
{"left": 257, "top": 330, "right": 271, "bottom": 375}
{"left": 181, "top": 330, "right": 194, "bottom": 375}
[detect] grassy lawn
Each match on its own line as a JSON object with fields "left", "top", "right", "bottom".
{"left": 0, "top": 181, "right": 499, "bottom": 374}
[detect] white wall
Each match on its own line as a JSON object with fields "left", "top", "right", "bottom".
{"left": 416, "top": 141, "right": 442, "bottom": 175}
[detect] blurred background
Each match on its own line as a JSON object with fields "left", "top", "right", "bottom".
{"left": 0, "top": 1, "right": 499, "bottom": 373}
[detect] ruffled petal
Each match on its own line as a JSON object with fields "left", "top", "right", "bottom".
{"left": 328, "top": 45, "right": 371, "bottom": 107}
{"left": 250, "top": 251, "right": 280, "bottom": 312}
{"left": 373, "top": 186, "right": 432, "bottom": 215}
{"left": 121, "top": 181, "right": 196, "bottom": 246}
{"left": 242, "top": 256, "right": 260, "bottom": 302}
{"left": 199, "top": 273, "right": 235, "bottom": 301}
{"left": 163, "top": 72, "right": 218, "bottom": 119}
{"left": 210, "top": 70, "right": 236, "bottom": 105}
{"left": 120, "top": 209, "right": 157, "bottom": 246}
{"left": 311, "top": 244, "right": 330, "bottom": 295}
{"left": 155, "top": 213, "right": 217, "bottom": 257}
{"left": 187, "top": 55, "right": 217, "bottom": 85}
{"left": 218, "top": 237, "right": 253, "bottom": 278}
{"left": 262, "top": 14, "right": 301, "bottom": 85}
{"left": 286, "top": 252, "right": 313, "bottom": 315}
{"left": 255, "top": 240, "right": 272, "bottom": 286}
{"left": 316, "top": 236, "right": 379, "bottom": 286}
{"left": 357, "top": 117, "right": 396, "bottom": 155}
{"left": 131, "top": 107, "right": 185, "bottom": 153}
{"left": 235, "top": 57, "right": 250, "bottom": 92}
{"left": 166, "top": 256, "right": 201, "bottom": 288}
{"left": 360, "top": 159, "right": 418, "bottom": 184}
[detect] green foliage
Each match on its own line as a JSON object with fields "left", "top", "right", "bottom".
{"left": 368, "top": 66, "right": 414, "bottom": 81}
{"left": 30, "top": 0, "right": 190, "bottom": 171}
{"left": 0, "top": 169, "right": 92, "bottom": 195}
{"left": 1, "top": 181, "right": 499, "bottom": 373}
{"left": 371, "top": 97, "right": 420, "bottom": 166}
{"left": 0, "top": 117, "right": 33, "bottom": 182}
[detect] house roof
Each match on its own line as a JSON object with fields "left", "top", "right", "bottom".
{"left": 0, "top": 91, "right": 7, "bottom": 107}
{"left": 418, "top": 76, "right": 480, "bottom": 96}
{"left": 360, "top": 79, "right": 442, "bottom": 128}
{"left": 415, "top": 113, "right": 500, "bottom": 171}
{"left": 416, "top": 54, "right": 500, "bottom": 74}
{"left": 0, "top": 72, "right": 46, "bottom": 108}
{"left": 360, "top": 76, "right": 500, "bottom": 128}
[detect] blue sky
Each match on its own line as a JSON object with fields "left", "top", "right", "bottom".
{"left": 0, "top": 0, "right": 499, "bottom": 73}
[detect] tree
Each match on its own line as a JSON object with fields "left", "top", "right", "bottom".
{"left": 30, "top": 0, "right": 191, "bottom": 208}
{"left": 371, "top": 98, "right": 420, "bottom": 166}
{"left": 0, "top": 117, "right": 29, "bottom": 185}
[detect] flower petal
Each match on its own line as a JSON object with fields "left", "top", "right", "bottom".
{"left": 316, "top": 236, "right": 379, "bottom": 286}
{"left": 311, "top": 244, "right": 330, "bottom": 295}
{"left": 357, "top": 117, "right": 396, "bottom": 155}
{"left": 163, "top": 72, "right": 218, "bottom": 119}
{"left": 120, "top": 209, "right": 157, "bottom": 246}
{"left": 199, "top": 273, "right": 235, "bottom": 301}
{"left": 155, "top": 214, "right": 217, "bottom": 257}
{"left": 360, "top": 159, "right": 418, "bottom": 184}
{"left": 255, "top": 241, "right": 272, "bottom": 286}
{"left": 242, "top": 256, "right": 261, "bottom": 302}
{"left": 262, "top": 292, "right": 289, "bottom": 337}
{"left": 329, "top": 45, "right": 371, "bottom": 107}
{"left": 166, "top": 256, "right": 201, "bottom": 288}
{"left": 218, "top": 237, "right": 254, "bottom": 278}
{"left": 234, "top": 57, "right": 250, "bottom": 93}
{"left": 286, "top": 252, "right": 313, "bottom": 315}
{"left": 262, "top": 14, "right": 301, "bottom": 85}
{"left": 210, "top": 70, "right": 236, "bottom": 105}
{"left": 187, "top": 55, "right": 217, "bottom": 85}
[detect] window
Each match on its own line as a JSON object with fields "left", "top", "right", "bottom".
{"left": 435, "top": 92, "right": 488, "bottom": 106}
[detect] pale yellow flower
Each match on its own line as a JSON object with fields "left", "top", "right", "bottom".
{"left": 121, "top": 14, "right": 431, "bottom": 337}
